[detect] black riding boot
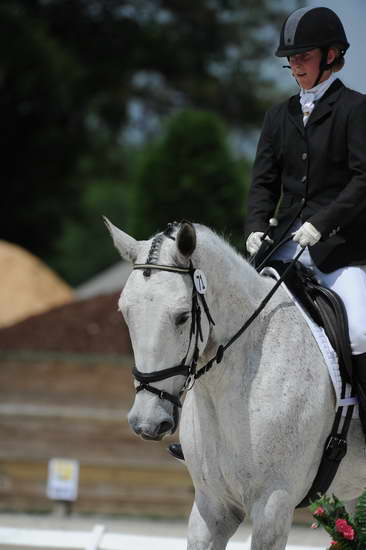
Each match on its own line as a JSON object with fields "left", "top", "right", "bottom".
{"left": 353, "top": 353, "right": 366, "bottom": 438}
{"left": 168, "top": 443, "right": 185, "bottom": 461}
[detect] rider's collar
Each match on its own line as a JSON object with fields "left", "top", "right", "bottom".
{"left": 300, "top": 72, "right": 336, "bottom": 102}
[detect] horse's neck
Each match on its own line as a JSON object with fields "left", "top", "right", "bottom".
{"left": 190, "top": 233, "right": 289, "bottom": 409}
{"left": 195, "top": 230, "right": 273, "bottom": 346}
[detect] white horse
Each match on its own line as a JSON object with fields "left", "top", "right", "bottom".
{"left": 105, "top": 218, "right": 366, "bottom": 550}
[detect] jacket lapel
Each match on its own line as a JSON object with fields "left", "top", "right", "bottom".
{"left": 307, "top": 79, "right": 344, "bottom": 127}
{"left": 287, "top": 95, "right": 305, "bottom": 137}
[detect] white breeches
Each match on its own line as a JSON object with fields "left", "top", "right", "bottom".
{"left": 273, "top": 232, "right": 366, "bottom": 356}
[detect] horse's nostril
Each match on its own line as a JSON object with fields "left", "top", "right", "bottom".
{"left": 158, "top": 421, "right": 173, "bottom": 435}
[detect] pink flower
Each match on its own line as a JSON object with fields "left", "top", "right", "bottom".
{"left": 329, "top": 542, "right": 337, "bottom": 548}
{"left": 314, "top": 506, "right": 325, "bottom": 516}
{"left": 335, "top": 518, "right": 355, "bottom": 540}
{"left": 311, "top": 522, "right": 319, "bottom": 529}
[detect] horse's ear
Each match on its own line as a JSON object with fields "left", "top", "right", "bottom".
{"left": 176, "top": 221, "right": 196, "bottom": 258}
{"left": 103, "top": 216, "right": 139, "bottom": 263}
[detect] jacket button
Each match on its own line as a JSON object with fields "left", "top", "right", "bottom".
{"left": 300, "top": 197, "right": 306, "bottom": 205}
{"left": 302, "top": 153, "right": 308, "bottom": 160}
{"left": 301, "top": 176, "right": 307, "bottom": 182}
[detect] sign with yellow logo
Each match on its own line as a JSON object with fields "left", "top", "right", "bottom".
{"left": 47, "top": 458, "right": 79, "bottom": 501}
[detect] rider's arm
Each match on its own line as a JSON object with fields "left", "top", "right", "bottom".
{"left": 308, "top": 97, "right": 366, "bottom": 237}
{"left": 245, "top": 109, "right": 282, "bottom": 239}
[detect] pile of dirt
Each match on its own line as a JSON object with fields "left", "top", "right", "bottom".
{"left": 0, "top": 291, "right": 131, "bottom": 355}
{"left": 0, "top": 240, "right": 74, "bottom": 328}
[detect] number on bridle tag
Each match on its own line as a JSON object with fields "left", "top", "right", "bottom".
{"left": 193, "top": 269, "right": 207, "bottom": 294}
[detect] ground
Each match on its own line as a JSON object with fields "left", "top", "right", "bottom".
{"left": 0, "top": 512, "right": 331, "bottom": 549}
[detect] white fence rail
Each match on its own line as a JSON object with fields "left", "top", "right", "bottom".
{"left": 0, "top": 525, "right": 326, "bottom": 550}
{"left": 0, "top": 525, "right": 105, "bottom": 550}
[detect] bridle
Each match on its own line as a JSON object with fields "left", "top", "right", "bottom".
{"left": 132, "top": 261, "right": 215, "bottom": 409}
{"left": 130, "top": 224, "right": 305, "bottom": 414}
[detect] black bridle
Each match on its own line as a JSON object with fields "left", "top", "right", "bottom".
{"left": 130, "top": 230, "right": 305, "bottom": 411}
{"left": 132, "top": 261, "right": 215, "bottom": 408}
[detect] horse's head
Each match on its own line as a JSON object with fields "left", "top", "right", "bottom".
{"left": 104, "top": 219, "right": 213, "bottom": 440}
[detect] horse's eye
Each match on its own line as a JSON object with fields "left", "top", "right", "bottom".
{"left": 176, "top": 312, "right": 190, "bottom": 326}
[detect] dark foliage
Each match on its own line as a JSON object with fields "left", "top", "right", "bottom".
{"left": 134, "top": 109, "right": 249, "bottom": 249}
{"left": 0, "top": 0, "right": 299, "bottom": 282}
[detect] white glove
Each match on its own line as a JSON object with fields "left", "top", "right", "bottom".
{"left": 246, "top": 232, "right": 272, "bottom": 256}
{"left": 292, "top": 221, "right": 321, "bottom": 247}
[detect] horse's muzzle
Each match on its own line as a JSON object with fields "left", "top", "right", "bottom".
{"left": 129, "top": 418, "right": 175, "bottom": 441}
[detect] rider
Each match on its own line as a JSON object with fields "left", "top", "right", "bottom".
{"left": 168, "top": 6, "right": 366, "bottom": 462}
{"left": 245, "top": 7, "right": 366, "bottom": 436}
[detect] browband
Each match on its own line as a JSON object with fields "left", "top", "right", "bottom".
{"left": 134, "top": 263, "right": 191, "bottom": 274}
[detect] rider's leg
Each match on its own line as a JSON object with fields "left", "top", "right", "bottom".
{"left": 313, "top": 265, "right": 366, "bottom": 356}
{"left": 312, "top": 265, "right": 366, "bottom": 436}
{"left": 187, "top": 492, "right": 243, "bottom": 550}
{"left": 273, "top": 240, "right": 366, "bottom": 436}
{"left": 273, "top": 246, "right": 366, "bottom": 357}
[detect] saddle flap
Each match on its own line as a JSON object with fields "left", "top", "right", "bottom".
{"left": 266, "top": 260, "right": 353, "bottom": 384}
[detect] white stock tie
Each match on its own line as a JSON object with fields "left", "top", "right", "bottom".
{"left": 299, "top": 73, "right": 336, "bottom": 126}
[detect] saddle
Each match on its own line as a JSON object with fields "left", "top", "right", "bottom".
{"left": 265, "top": 260, "right": 355, "bottom": 508}
{"left": 268, "top": 260, "right": 353, "bottom": 384}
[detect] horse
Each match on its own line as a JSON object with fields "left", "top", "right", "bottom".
{"left": 104, "top": 218, "right": 366, "bottom": 550}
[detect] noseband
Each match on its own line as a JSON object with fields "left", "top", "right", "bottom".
{"left": 132, "top": 261, "right": 215, "bottom": 408}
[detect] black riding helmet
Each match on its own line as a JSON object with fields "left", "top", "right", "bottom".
{"left": 276, "top": 6, "right": 349, "bottom": 57}
{"left": 275, "top": 7, "right": 349, "bottom": 87}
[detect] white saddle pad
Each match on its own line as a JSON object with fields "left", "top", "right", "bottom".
{"left": 261, "top": 267, "right": 358, "bottom": 417}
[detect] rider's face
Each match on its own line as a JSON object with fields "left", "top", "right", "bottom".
{"left": 289, "top": 48, "right": 331, "bottom": 89}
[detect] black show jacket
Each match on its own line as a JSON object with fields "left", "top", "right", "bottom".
{"left": 245, "top": 79, "right": 366, "bottom": 273}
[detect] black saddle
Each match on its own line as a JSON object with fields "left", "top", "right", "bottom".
{"left": 264, "top": 260, "right": 356, "bottom": 508}
{"left": 267, "top": 260, "right": 353, "bottom": 385}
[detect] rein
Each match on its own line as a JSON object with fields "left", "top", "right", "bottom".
{"left": 194, "top": 241, "right": 305, "bottom": 379}
{"left": 130, "top": 229, "right": 305, "bottom": 408}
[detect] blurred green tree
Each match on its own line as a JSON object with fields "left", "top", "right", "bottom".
{"left": 45, "top": 144, "right": 136, "bottom": 286}
{"left": 0, "top": 0, "right": 299, "bottom": 283}
{"left": 0, "top": 2, "right": 88, "bottom": 255}
{"left": 134, "top": 109, "right": 250, "bottom": 250}
{"left": 48, "top": 178, "right": 131, "bottom": 285}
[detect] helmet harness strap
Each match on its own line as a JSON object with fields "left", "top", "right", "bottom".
{"left": 283, "top": 47, "right": 344, "bottom": 89}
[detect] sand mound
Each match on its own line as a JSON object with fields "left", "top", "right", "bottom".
{"left": 0, "top": 240, "right": 74, "bottom": 328}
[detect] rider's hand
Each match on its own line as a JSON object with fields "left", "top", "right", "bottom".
{"left": 246, "top": 232, "right": 272, "bottom": 256}
{"left": 292, "top": 221, "right": 321, "bottom": 247}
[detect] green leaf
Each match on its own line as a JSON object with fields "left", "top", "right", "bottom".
{"left": 354, "top": 488, "right": 366, "bottom": 544}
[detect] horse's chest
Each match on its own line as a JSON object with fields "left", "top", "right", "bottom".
{"left": 187, "top": 440, "right": 256, "bottom": 509}
{"left": 183, "top": 408, "right": 254, "bottom": 500}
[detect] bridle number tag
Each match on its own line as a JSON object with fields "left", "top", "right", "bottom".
{"left": 193, "top": 269, "right": 207, "bottom": 294}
